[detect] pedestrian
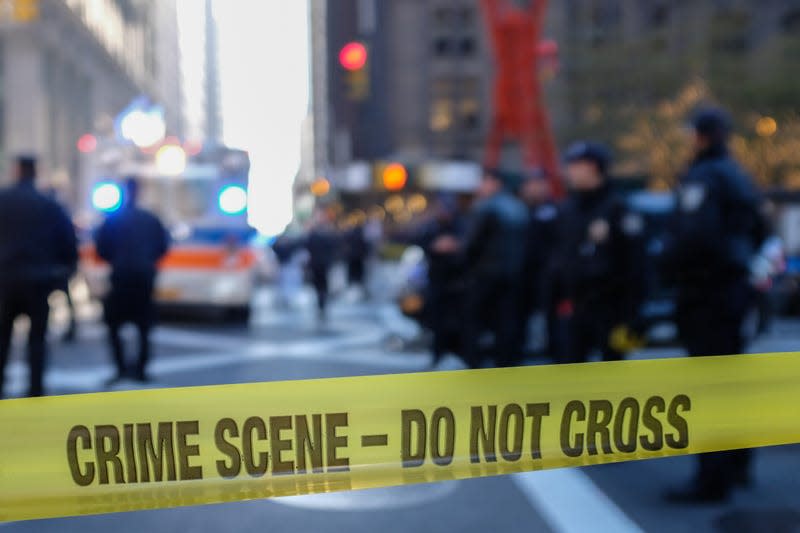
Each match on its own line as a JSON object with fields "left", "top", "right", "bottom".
{"left": 0, "top": 155, "right": 77, "bottom": 398}
{"left": 344, "top": 221, "right": 370, "bottom": 298}
{"left": 551, "top": 142, "right": 646, "bottom": 364}
{"left": 416, "top": 195, "right": 466, "bottom": 367}
{"left": 663, "top": 108, "right": 769, "bottom": 503}
{"left": 460, "top": 169, "right": 529, "bottom": 368}
{"left": 305, "top": 209, "right": 339, "bottom": 322}
{"left": 517, "top": 172, "right": 560, "bottom": 360}
{"left": 273, "top": 233, "right": 301, "bottom": 309}
{"left": 57, "top": 263, "right": 78, "bottom": 343}
{"left": 95, "top": 178, "right": 170, "bottom": 384}
{"left": 45, "top": 186, "right": 78, "bottom": 342}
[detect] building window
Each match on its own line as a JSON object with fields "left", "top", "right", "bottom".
{"left": 458, "top": 37, "right": 476, "bottom": 56}
{"left": 457, "top": 7, "right": 474, "bottom": 26}
{"left": 460, "top": 99, "right": 481, "bottom": 130}
{"left": 433, "top": 7, "right": 454, "bottom": 28}
{"left": 430, "top": 99, "right": 454, "bottom": 132}
{"left": 711, "top": 10, "right": 751, "bottom": 53}
{"left": 649, "top": 4, "right": 670, "bottom": 30}
{"left": 433, "top": 37, "right": 452, "bottom": 56}
{"left": 589, "top": 1, "right": 622, "bottom": 45}
{"left": 781, "top": 10, "right": 800, "bottom": 33}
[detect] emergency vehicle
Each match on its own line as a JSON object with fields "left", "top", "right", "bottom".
{"left": 78, "top": 141, "right": 264, "bottom": 321}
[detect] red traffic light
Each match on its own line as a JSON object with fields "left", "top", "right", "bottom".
{"left": 77, "top": 134, "right": 97, "bottom": 153}
{"left": 339, "top": 42, "right": 368, "bottom": 71}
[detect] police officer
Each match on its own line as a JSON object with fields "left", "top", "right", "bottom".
{"left": 96, "top": 178, "right": 170, "bottom": 384}
{"left": 344, "top": 221, "right": 370, "bottom": 298}
{"left": 517, "top": 172, "right": 560, "bottom": 360}
{"left": 416, "top": 195, "right": 465, "bottom": 366}
{"left": 552, "top": 143, "right": 646, "bottom": 364}
{"left": 0, "top": 156, "right": 77, "bottom": 398}
{"left": 663, "top": 108, "right": 767, "bottom": 503}
{"left": 305, "top": 209, "right": 340, "bottom": 323}
{"left": 460, "top": 169, "right": 529, "bottom": 368}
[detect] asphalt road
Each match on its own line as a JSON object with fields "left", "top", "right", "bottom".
{"left": 2, "top": 284, "right": 800, "bottom": 533}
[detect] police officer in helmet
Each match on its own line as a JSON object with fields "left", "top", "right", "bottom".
{"left": 663, "top": 107, "right": 768, "bottom": 503}
{"left": 552, "top": 142, "right": 646, "bottom": 364}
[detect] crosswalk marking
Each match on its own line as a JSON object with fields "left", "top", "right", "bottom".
{"left": 513, "top": 469, "right": 643, "bottom": 533}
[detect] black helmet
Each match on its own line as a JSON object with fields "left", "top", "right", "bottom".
{"left": 690, "top": 107, "right": 732, "bottom": 143}
{"left": 563, "top": 141, "right": 612, "bottom": 175}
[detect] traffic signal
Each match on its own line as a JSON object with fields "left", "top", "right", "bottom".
{"left": 382, "top": 163, "right": 408, "bottom": 192}
{"left": 339, "top": 41, "right": 370, "bottom": 101}
{"left": 310, "top": 178, "right": 331, "bottom": 197}
{"left": 339, "top": 42, "right": 368, "bottom": 71}
{"left": 13, "top": 0, "right": 38, "bottom": 22}
{"left": 77, "top": 134, "right": 98, "bottom": 154}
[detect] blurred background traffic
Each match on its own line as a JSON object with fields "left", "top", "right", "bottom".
{"left": 1, "top": 1, "right": 800, "bottom": 532}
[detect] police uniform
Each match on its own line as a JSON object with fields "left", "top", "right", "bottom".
{"left": 461, "top": 180, "right": 529, "bottom": 368}
{"left": 0, "top": 159, "right": 77, "bottom": 398}
{"left": 553, "top": 144, "right": 646, "bottom": 364}
{"left": 663, "top": 109, "right": 767, "bottom": 503}
{"left": 96, "top": 195, "right": 170, "bottom": 382}
{"left": 416, "top": 208, "right": 465, "bottom": 365}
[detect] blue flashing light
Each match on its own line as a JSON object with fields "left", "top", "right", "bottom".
{"left": 92, "top": 183, "right": 123, "bottom": 213}
{"left": 218, "top": 185, "right": 248, "bottom": 216}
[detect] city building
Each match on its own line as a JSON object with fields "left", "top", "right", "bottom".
{"left": 309, "top": 0, "right": 800, "bottom": 192}
{"left": 311, "top": 0, "right": 492, "bottom": 181}
{"left": 552, "top": 0, "right": 800, "bottom": 182}
{"left": 154, "top": 0, "right": 183, "bottom": 137}
{"left": 0, "top": 0, "right": 152, "bottom": 190}
{"left": 203, "top": 0, "right": 221, "bottom": 145}
{"left": 176, "top": 0, "right": 222, "bottom": 145}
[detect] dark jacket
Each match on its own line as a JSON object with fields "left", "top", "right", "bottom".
{"left": 0, "top": 181, "right": 77, "bottom": 286}
{"left": 306, "top": 226, "right": 339, "bottom": 271}
{"left": 522, "top": 202, "right": 559, "bottom": 296}
{"left": 417, "top": 216, "right": 465, "bottom": 286}
{"left": 344, "top": 226, "right": 370, "bottom": 262}
{"left": 95, "top": 206, "right": 170, "bottom": 278}
{"left": 552, "top": 183, "right": 646, "bottom": 320}
{"left": 662, "top": 145, "right": 766, "bottom": 288}
{"left": 462, "top": 191, "right": 529, "bottom": 278}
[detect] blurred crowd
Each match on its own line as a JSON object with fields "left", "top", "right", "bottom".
{"left": 406, "top": 107, "right": 780, "bottom": 502}
{"left": 0, "top": 105, "right": 785, "bottom": 504}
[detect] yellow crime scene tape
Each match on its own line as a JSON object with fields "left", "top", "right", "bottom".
{"left": 2, "top": 352, "right": 800, "bottom": 522}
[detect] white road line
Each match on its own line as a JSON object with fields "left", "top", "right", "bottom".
{"left": 2, "top": 336, "right": 431, "bottom": 396}
{"left": 512, "top": 468, "right": 644, "bottom": 533}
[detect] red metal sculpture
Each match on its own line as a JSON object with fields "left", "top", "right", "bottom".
{"left": 481, "top": 0, "right": 563, "bottom": 197}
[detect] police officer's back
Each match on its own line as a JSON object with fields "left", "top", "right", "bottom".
{"left": 552, "top": 143, "right": 646, "bottom": 364}
{"left": 0, "top": 156, "right": 77, "bottom": 398}
{"left": 460, "top": 170, "right": 529, "bottom": 368}
{"left": 96, "top": 178, "right": 169, "bottom": 383}
{"left": 663, "top": 108, "right": 766, "bottom": 503}
{"left": 416, "top": 195, "right": 466, "bottom": 364}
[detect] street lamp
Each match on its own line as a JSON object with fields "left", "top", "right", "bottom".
{"left": 155, "top": 145, "right": 187, "bottom": 176}
{"left": 756, "top": 117, "right": 778, "bottom": 138}
{"left": 383, "top": 163, "right": 408, "bottom": 191}
{"left": 120, "top": 109, "right": 166, "bottom": 148}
